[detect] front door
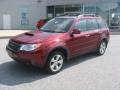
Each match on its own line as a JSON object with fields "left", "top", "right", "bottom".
{"left": 67, "top": 19, "right": 90, "bottom": 56}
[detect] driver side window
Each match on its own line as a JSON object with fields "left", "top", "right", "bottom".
{"left": 74, "top": 19, "right": 86, "bottom": 32}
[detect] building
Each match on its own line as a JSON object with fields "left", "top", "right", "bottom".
{"left": 0, "top": 0, "right": 46, "bottom": 30}
{"left": 0, "top": 0, "right": 120, "bottom": 30}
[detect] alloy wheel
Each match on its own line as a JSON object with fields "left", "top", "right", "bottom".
{"left": 50, "top": 54, "right": 64, "bottom": 72}
{"left": 99, "top": 41, "right": 106, "bottom": 55}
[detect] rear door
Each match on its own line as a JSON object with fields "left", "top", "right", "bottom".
{"left": 97, "top": 18, "right": 110, "bottom": 40}
{"left": 85, "top": 18, "right": 100, "bottom": 51}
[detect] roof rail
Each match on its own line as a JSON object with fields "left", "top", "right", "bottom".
{"left": 60, "top": 12, "right": 82, "bottom": 16}
{"left": 59, "top": 12, "right": 98, "bottom": 17}
{"left": 82, "top": 14, "right": 98, "bottom": 17}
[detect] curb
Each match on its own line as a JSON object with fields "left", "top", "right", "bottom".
{"left": 0, "top": 30, "right": 31, "bottom": 39}
{"left": 0, "top": 36, "right": 11, "bottom": 39}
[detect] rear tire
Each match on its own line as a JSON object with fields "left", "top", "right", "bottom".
{"left": 97, "top": 40, "right": 107, "bottom": 55}
{"left": 45, "top": 51, "right": 65, "bottom": 74}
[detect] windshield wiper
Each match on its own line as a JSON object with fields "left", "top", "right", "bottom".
{"left": 40, "top": 29, "right": 66, "bottom": 33}
{"left": 40, "top": 29, "right": 56, "bottom": 33}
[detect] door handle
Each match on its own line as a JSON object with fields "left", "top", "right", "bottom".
{"left": 85, "top": 34, "right": 90, "bottom": 37}
{"left": 99, "top": 31, "right": 102, "bottom": 34}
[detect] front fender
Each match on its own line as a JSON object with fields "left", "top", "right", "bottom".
{"left": 43, "top": 41, "right": 70, "bottom": 64}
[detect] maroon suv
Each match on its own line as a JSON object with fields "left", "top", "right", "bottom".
{"left": 6, "top": 14, "right": 110, "bottom": 74}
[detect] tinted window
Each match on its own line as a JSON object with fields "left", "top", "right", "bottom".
{"left": 74, "top": 19, "right": 86, "bottom": 32}
{"left": 97, "top": 18, "right": 107, "bottom": 28}
{"left": 86, "top": 19, "right": 99, "bottom": 30}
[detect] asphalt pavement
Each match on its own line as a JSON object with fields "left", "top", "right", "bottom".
{"left": 0, "top": 35, "right": 120, "bottom": 90}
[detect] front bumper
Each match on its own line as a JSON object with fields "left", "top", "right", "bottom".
{"left": 6, "top": 46, "right": 45, "bottom": 67}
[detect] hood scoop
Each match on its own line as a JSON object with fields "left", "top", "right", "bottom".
{"left": 24, "top": 32, "right": 34, "bottom": 36}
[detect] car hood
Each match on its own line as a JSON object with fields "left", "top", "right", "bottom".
{"left": 11, "top": 30, "right": 64, "bottom": 44}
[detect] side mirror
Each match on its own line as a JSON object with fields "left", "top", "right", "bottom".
{"left": 36, "top": 20, "right": 45, "bottom": 29}
{"left": 72, "top": 29, "right": 81, "bottom": 34}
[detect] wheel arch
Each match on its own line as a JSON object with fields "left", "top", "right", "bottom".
{"left": 101, "top": 38, "right": 108, "bottom": 46}
{"left": 44, "top": 46, "right": 69, "bottom": 64}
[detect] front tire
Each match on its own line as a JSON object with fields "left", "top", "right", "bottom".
{"left": 45, "top": 51, "right": 65, "bottom": 74}
{"left": 97, "top": 40, "right": 107, "bottom": 55}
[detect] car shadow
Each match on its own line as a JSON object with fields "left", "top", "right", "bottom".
{"left": 64, "top": 53, "right": 98, "bottom": 69}
{"left": 0, "top": 53, "right": 99, "bottom": 86}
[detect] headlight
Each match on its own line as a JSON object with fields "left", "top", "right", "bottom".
{"left": 20, "top": 44, "right": 41, "bottom": 51}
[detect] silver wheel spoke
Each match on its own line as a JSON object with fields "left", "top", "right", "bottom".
{"left": 58, "top": 60, "right": 63, "bottom": 64}
{"left": 51, "top": 56, "right": 57, "bottom": 62}
{"left": 51, "top": 63, "right": 55, "bottom": 69}
{"left": 51, "top": 59, "right": 56, "bottom": 63}
{"left": 55, "top": 64, "right": 59, "bottom": 70}
{"left": 56, "top": 55, "right": 61, "bottom": 61}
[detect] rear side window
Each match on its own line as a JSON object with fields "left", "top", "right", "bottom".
{"left": 97, "top": 18, "right": 108, "bottom": 28}
{"left": 74, "top": 19, "right": 86, "bottom": 32}
{"left": 86, "top": 18, "right": 99, "bottom": 30}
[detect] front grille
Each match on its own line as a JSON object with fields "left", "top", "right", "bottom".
{"left": 8, "top": 41, "right": 21, "bottom": 51}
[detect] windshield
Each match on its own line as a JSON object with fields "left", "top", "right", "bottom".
{"left": 40, "top": 18, "right": 74, "bottom": 33}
